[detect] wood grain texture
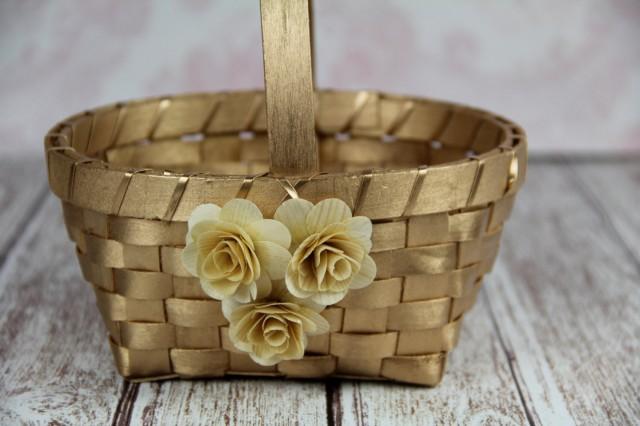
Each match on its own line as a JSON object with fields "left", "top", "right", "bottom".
{"left": 260, "top": 0, "right": 319, "bottom": 176}
{"left": 0, "top": 196, "right": 124, "bottom": 423}
{"left": 2, "top": 157, "right": 639, "bottom": 424}
{"left": 335, "top": 296, "right": 529, "bottom": 425}
{"left": 570, "top": 161, "right": 640, "bottom": 261}
{"left": 130, "top": 379, "right": 328, "bottom": 425}
{"left": 0, "top": 155, "right": 47, "bottom": 261}
{"left": 483, "top": 162, "right": 640, "bottom": 425}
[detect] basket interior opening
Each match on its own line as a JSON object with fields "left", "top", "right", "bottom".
{"left": 60, "top": 91, "right": 511, "bottom": 176}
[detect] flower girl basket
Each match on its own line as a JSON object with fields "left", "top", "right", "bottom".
{"left": 45, "top": 0, "right": 526, "bottom": 386}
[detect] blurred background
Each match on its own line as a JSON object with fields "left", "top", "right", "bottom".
{"left": 1, "top": 0, "right": 639, "bottom": 157}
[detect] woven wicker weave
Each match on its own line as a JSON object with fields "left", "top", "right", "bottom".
{"left": 44, "top": 2, "right": 526, "bottom": 387}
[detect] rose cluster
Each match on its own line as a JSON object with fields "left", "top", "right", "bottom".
{"left": 181, "top": 198, "right": 376, "bottom": 365}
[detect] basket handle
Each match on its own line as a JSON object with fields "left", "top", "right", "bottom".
{"left": 260, "top": 0, "right": 318, "bottom": 177}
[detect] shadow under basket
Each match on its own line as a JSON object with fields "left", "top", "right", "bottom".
{"left": 44, "top": 1, "right": 526, "bottom": 387}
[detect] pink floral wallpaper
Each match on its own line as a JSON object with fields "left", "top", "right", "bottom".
{"left": 1, "top": 0, "right": 638, "bottom": 156}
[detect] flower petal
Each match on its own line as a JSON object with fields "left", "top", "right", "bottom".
{"left": 221, "top": 298, "right": 240, "bottom": 321}
{"left": 350, "top": 255, "right": 376, "bottom": 289}
{"left": 345, "top": 216, "right": 373, "bottom": 252}
{"left": 285, "top": 269, "right": 314, "bottom": 299}
{"left": 220, "top": 199, "right": 263, "bottom": 226}
{"left": 188, "top": 204, "right": 221, "bottom": 233}
{"left": 255, "top": 241, "right": 292, "bottom": 280}
{"left": 269, "top": 279, "right": 291, "bottom": 300}
{"left": 311, "top": 290, "right": 348, "bottom": 306}
{"left": 246, "top": 219, "right": 291, "bottom": 249}
{"left": 255, "top": 274, "right": 273, "bottom": 300}
{"left": 201, "top": 279, "right": 240, "bottom": 301}
{"left": 249, "top": 352, "right": 280, "bottom": 366}
{"left": 306, "top": 198, "right": 352, "bottom": 233}
{"left": 233, "top": 283, "right": 254, "bottom": 303}
{"left": 306, "top": 311, "right": 330, "bottom": 335}
{"left": 228, "top": 328, "right": 253, "bottom": 353}
{"left": 346, "top": 216, "right": 372, "bottom": 239}
{"left": 278, "top": 281, "right": 325, "bottom": 308}
{"left": 274, "top": 198, "right": 314, "bottom": 243}
{"left": 180, "top": 243, "right": 199, "bottom": 277}
{"left": 298, "top": 297, "right": 327, "bottom": 313}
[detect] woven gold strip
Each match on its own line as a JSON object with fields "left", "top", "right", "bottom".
{"left": 200, "top": 93, "right": 226, "bottom": 133}
{"left": 277, "top": 178, "right": 299, "bottom": 200}
{"left": 68, "top": 158, "right": 95, "bottom": 202}
{"left": 46, "top": 87, "right": 526, "bottom": 386}
{"left": 385, "top": 100, "right": 415, "bottom": 135}
{"left": 465, "top": 157, "right": 484, "bottom": 207}
{"left": 163, "top": 175, "right": 190, "bottom": 222}
{"left": 148, "top": 98, "right": 172, "bottom": 139}
{"left": 403, "top": 165, "right": 429, "bottom": 217}
{"left": 83, "top": 111, "right": 96, "bottom": 153}
{"left": 339, "top": 91, "right": 370, "bottom": 133}
{"left": 242, "top": 93, "right": 264, "bottom": 131}
{"left": 396, "top": 317, "right": 462, "bottom": 355}
{"left": 381, "top": 353, "right": 446, "bottom": 386}
{"left": 235, "top": 172, "right": 267, "bottom": 199}
{"left": 110, "top": 169, "right": 148, "bottom": 215}
{"left": 107, "top": 103, "right": 127, "bottom": 148}
{"left": 353, "top": 169, "right": 374, "bottom": 215}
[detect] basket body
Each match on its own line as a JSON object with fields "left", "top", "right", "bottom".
{"left": 46, "top": 90, "right": 526, "bottom": 386}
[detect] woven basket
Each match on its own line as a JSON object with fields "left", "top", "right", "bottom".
{"left": 44, "top": 0, "right": 526, "bottom": 386}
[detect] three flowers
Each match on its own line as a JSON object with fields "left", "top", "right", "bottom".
{"left": 181, "top": 197, "right": 376, "bottom": 366}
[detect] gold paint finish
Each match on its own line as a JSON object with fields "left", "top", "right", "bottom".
{"left": 43, "top": 0, "right": 527, "bottom": 386}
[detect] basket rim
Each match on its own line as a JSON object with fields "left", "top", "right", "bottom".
{"left": 45, "top": 89, "right": 526, "bottom": 179}
{"left": 45, "top": 89, "right": 527, "bottom": 222}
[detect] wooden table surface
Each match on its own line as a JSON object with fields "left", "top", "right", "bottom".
{"left": 0, "top": 155, "right": 638, "bottom": 425}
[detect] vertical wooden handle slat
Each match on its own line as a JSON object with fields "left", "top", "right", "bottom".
{"left": 260, "top": 0, "right": 319, "bottom": 177}
{"left": 309, "top": 0, "right": 316, "bottom": 87}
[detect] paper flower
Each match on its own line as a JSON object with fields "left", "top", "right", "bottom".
{"left": 274, "top": 198, "right": 376, "bottom": 305}
{"left": 222, "top": 281, "right": 329, "bottom": 366}
{"left": 181, "top": 199, "right": 292, "bottom": 303}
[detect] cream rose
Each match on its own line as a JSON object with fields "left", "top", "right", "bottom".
{"left": 181, "top": 199, "right": 292, "bottom": 303}
{"left": 274, "top": 198, "right": 376, "bottom": 305}
{"left": 222, "top": 281, "right": 329, "bottom": 366}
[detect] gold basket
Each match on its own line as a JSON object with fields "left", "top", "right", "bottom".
{"left": 44, "top": 1, "right": 526, "bottom": 386}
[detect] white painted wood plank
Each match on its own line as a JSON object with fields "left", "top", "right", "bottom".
{"left": 0, "top": 196, "right": 124, "bottom": 423}
{"left": 485, "top": 163, "right": 640, "bottom": 425}
{"left": 337, "top": 161, "right": 640, "bottom": 425}
{"left": 131, "top": 379, "right": 328, "bottom": 426}
{"left": 0, "top": 157, "right": 329, "bottom": 424}
{"left": 2, "top": 157, "right": 638, "bottom": 424}
{"left": 0, "top": 155, "right": 47, "bottom": 258}
{"left": 571, "top": 161, "right": 640, "bottom": 257}
{"left": 337, "top": 295, "right": 529, "bottom": 426}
